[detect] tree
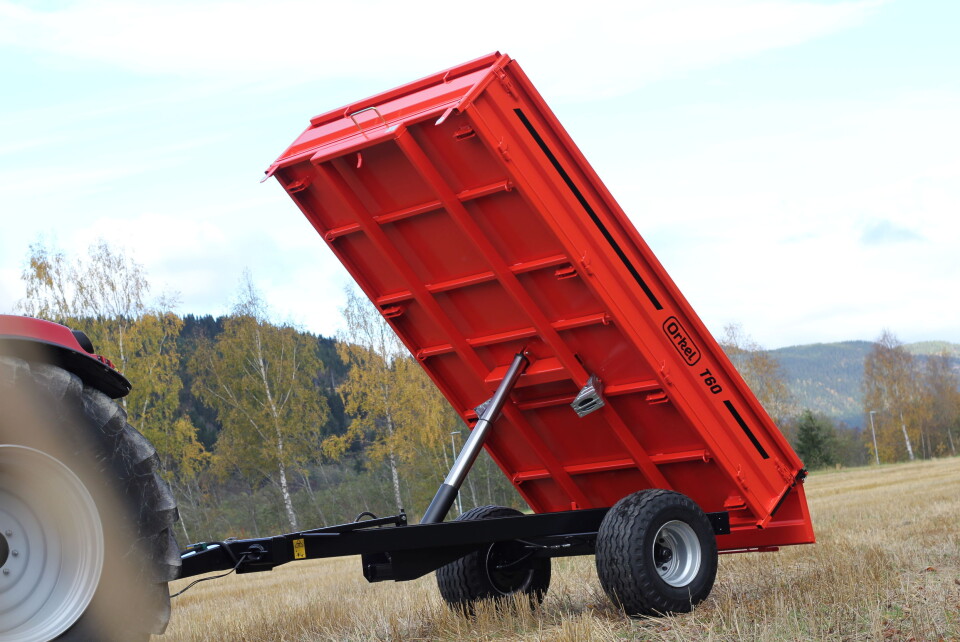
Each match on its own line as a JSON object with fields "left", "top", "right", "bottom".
{"left": 123, "top": 311, "right": 209, "bottom": 539}
{"left": 862, "top": 330, "right": 919, "bottom": 462}
{"left": 330, "top": 287, "right": 452, "bottom": 515}
{"left": 832, "top": 422, "right": 870, "bottom": 468}
{"left": 190, "top": 274, "right": 327, "bottom": 531}
{"left": 18, "top": 239, "right": 205, "bottom": 537}
{"left": 387, "top": 356, "right": 465, "bottom": 511}
{"left": 19, "top": 240, "right": 78, "bottom": 322}
{"left": 919, "top": 352, "right": 959, "bottom": 456}
{"left": 719, "top": 324, "right": 795, "bottom": 430}
{"left": 20, "top": 239, "right": 148, "bottom": 371}
{"left": 793, "top": 410, "right": 838, "bottom": 470}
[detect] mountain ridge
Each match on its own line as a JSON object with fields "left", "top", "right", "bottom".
{"left": 769, "top": 341, "right": 960, "bottom": 428}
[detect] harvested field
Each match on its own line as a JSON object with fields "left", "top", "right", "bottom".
{"left": 159, "top": 457, "right": 960, "bottom": 641}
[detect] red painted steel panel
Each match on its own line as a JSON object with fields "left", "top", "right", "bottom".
{"left": 268, "top": 53, "right": 814, "bottom": 550}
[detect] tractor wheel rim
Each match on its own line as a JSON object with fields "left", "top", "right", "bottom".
{"left": 0, "top": 445, "right": 104, "bottom": 642}
{"left": 652, "top": 520, "right": 701, "bottom": 588}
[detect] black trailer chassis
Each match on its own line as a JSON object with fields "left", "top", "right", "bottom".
{"left": 180, "top": 508, "right": 617, "bottom": 582}
{"left": 178, "top": 354, "right": 730, "bottom": 586}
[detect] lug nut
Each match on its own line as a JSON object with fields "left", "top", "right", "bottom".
{"left": 2, "top": 569, "right": 9, "bottom": 575}
{"left": 11, "top": 550, "right": 17, "bottom": 557}
{"left": 4, "top": 530, "right": 11, "bottom": 537}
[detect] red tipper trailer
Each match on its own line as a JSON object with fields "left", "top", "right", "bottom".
{"left": 183, "top": 51, "right": 818, "bottom": 617}
{"left": 265, "top": 51, "right": 813, "bottom": 550}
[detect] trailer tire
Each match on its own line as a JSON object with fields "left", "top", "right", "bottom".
{"left": 436, "top": 505, "right": 550, "bottom": 614}
{"left": 0, "top": 357, "right": 180, "bottom": 642}
{"left": 595, "top": 489, "right": 717, "bottom": 617}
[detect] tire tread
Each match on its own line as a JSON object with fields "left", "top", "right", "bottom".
{"left": 0, "top": 355, "right": 179, "bottom": 639}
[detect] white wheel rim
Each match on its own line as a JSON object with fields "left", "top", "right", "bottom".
{"left": 652, "top": 520, "right": 701, "bottom": 588}
{"left": 0, "top": 445, "right": 104, "bottom": 642}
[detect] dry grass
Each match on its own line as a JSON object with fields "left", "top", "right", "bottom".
{"left": 159, "top": 458, "right": 960, "bottom": 641}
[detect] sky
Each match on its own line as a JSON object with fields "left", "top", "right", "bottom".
{"left": 0, "top": 0, "right": 957, "bottom": 349}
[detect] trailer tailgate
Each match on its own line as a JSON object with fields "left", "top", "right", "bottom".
{"left": 267, "top": 53, "right": 814, "bottom": 551}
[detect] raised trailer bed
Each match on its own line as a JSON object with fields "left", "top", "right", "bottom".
{"left": 181, "top": 52, "right": 813, "bottom": 616}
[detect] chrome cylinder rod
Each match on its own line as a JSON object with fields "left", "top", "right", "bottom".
{"left": 420, "top": 352, "right": 529, "bottom": 524}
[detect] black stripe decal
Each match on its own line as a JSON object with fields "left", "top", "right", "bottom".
{"left": 513, "top": 108, "right": 663, "bottom": 311}
{"left": 724, "top": 400, "right": 769, "bottom": 459}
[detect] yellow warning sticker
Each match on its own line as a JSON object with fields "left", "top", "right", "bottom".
{"left": 293, "top": 538, "right": 306, "bottom": 560}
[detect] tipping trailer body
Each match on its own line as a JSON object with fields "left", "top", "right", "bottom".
{"left": 266, "top": 53, "right": 814, "bottom": 553}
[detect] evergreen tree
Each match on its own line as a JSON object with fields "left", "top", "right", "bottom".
{"left": 794, "top": 409, "right": 838, "bottom": 470}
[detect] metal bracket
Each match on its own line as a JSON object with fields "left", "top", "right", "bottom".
{"left": 571, "top": 374, "right": 605, "bottom": 418}
{"left": 706, "top": 511, "right": 731, "bottom": 535}
{"left": 474, "top": 399, "right": 491, "bottom": 419}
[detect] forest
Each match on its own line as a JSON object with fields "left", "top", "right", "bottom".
{"left": 13, "top": 240, "right": 960, "bottom": 542}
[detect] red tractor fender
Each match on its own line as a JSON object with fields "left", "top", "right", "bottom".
{"left": 0, "top": 314, "right": 131, "bottom": 399}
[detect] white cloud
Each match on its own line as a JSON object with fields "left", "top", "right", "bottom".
{"left": 0, "top": 0, "right": 884, "bottom": 97}
{"left": 626, "top": 89, "right": 960, "bottom": 347}
{"left": 859, "top": 219, "right": 924, "bottom": 245}
{"left": 56, "top": 193, "right": 354, "bottom": 331}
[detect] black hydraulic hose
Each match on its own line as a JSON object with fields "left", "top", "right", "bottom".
{"left": 170, "top": 550, "right": 250, "bottom": 599}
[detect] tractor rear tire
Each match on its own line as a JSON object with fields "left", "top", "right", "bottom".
{"left": 436, "top": 505, "right": 550, "bottom": 614}
{"left": 0, "top": 356, "right": 180, "bottom": 642}
{"left": 595, "top": 489, "right": 717, "bottom": 617}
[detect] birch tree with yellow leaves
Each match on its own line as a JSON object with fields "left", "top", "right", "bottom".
{"left": 191, "top": 274, "right": 327, "bottom": 531}
{"left": 330, "top": 287, "right": 453, "bottom": 515}
{"left": 862, "top": 330, "right": 919, "bottom": 462}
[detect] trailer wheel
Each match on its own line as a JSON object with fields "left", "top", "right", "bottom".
{"left": 436, "top": 505, "right": 550, "bottom": 613}
{"left": 595, "top": 489, "right": 717, "bottom": 617}
{"left": 0, "top": 357, "right": 180, "bottom": 642}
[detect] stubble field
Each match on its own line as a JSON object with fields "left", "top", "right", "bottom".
{"left": 159, "top": 457, "right": 960, "bottom": 641}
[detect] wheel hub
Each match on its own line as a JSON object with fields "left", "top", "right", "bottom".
{"left": 486, "top": 540, "right": 534, "bottom": 595}
{"left": 654, "top": 542, "right": 673, "bottom": 567}
{"left": 652, "top": 520, "right": 701, "bottom": 588}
